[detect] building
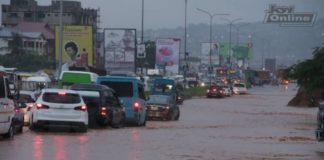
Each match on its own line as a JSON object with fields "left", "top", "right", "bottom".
{"left": 2, "top": 0, "right": 98, "bottom": 30}
{"left": 0, "top": 26, "right": 47, "bottom": 55}
{"left": 2, "top": 0, "right": 99, "bottom": 65}
{"left": 265, "top": 58, "right": 276, "bottom": 74}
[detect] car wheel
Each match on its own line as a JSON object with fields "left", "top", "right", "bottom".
{"left": 174, "top": 107, "right": 180, "bottom": 121}
{"left": 79, "top": 125, "right": 88, "bottom": 133}
{"left": 316, "top": 130, "right": 324, "bottom": 141}
{"left": 3, "top": 124, "right": 14, "bottom": 139}
{"left": 29, "top": 116, "right": 37, "bottom": 131}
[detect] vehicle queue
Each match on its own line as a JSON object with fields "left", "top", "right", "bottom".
{"left": 0, "top": 67, "right": 252, "bottom": 139}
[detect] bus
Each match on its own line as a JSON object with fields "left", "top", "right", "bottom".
{"left": 21, "top": 76, "right": 52, "bottom": 91}
{"left": 58, "top": 71, "right": 98, "bottom": 89}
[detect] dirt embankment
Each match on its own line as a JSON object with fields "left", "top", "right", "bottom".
{"left": 288, "top": 86, "right": 323, "bottom": 107}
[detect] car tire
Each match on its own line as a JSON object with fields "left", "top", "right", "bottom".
{"left": 29, "top": 116, "right": 37, "bottom": 131}
{"left": 174, "top": 107, "right": 180, "bottom": 121}
{"left": 79, "top": 125, "right": 88, "bottom": 133}
{"left": 3, "top": 124, "right": 14, "bottom": 139}
{"left": 316, "top": 130, "right": 324, "bottom": 141}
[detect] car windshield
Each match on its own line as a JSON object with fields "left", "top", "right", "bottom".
{"left": 42, "top": 92, "right": 81, "bottom": 104}
{"left": 19, "top": 94, "right": 34, "bottom": 103}
{"left": 153, "top": 83, "right": 174, "bottom": 93}
{"left": 148, "top": 95, "right": 171, "bottom": 104}
{"left": 100, "top": 81, "right": 133, "bottom": 97}
{"left": 77, "top": 91, "right": 101, "bottom": 107}
{"left": 234, "top": 84, "right": 245, "bottom": 88}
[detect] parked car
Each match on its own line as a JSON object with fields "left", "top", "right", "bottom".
{"left": 316, "top": 102, "right": 324, "bottom": 141}
{"left": 18, "top": 90, "right": 36, "bottom": 125}
{"left": 29, "top": 89, "right": 88, "bottom": 132}
{"left": 71, "top": 84, "right": 125, "bottom": 128}
{"left": 0, "top": 74, "right": 16, "bottom": 138}
{"left": 206, "top": 85, "right": 225, "bottom": 98}
{"left": 97, "top": 76, "right": 147, "bottom": 126}
{"left": 221, "top": 85, "right": 232, "bottom": 97}
{"left": 232, "top": 83, "right": 248, "bottom": 94}
{"left": 146, "top": 95, "right": 180, "bottom": 120}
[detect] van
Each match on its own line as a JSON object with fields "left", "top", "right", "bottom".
{"left": 0, "top": 75, "right": 15, "bottom": 138}
{"left": 97, "top": 76, "right": 146, "bottom": 126}
{"left": 58, "top": 71, "right": 98, "bottom": 89}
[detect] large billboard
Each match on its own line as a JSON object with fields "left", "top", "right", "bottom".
{"left": 155, "top": 38, "right": 180, "bottom": 74}
{"left": 104, "top": 29, "right": 136, "bottom": 72}
{"left": 55, "top": 25, "right": 93, "bottom": 67}
{"left": 201, "top": 42, "right": 219, "bottom": 68}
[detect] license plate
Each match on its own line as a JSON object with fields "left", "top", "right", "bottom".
{"left": 151, "top": 106, "right": 158, "bottom": 110}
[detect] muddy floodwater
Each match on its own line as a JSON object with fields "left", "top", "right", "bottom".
{"left": 1, "top": 84, "right": 323, "bottom": 160}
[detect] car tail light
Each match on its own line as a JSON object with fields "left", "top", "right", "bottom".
{"left": 164, "top": 106, "right": 170, "bottom": 110}
{"left": 207, "top": 89, "right": 210, "bottom": 93}
{"left": 100, "top": 107, "right": 108, "bottom": 116}
{"left": 58, "top": 92, "right": 66, "bottom": 96}
{"left": 133, "top": 102, "right": 140, "bottom": 112}
{"left": 14, "top": 108, "right": 20, "bottom": 113}
{"left": 213, "top": 89, "right": 217, "bottom": 92}
{"left": 177, "top": 96, "right": 182, "bottom": 100}
{"left": 36, "top": 103, "right": 50, "bottom": 110}
{"left": 74, "top": 105, "right": 87, "bottom": 111}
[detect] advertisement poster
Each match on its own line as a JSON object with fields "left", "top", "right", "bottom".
{"left": 201, "top": 42, "right": 219, "bottom": 68}
{"left": 104, "top": 29, "right": 136, "bottom": 72}
{"left": 55, "top": 25, "right": 93, "bottom": 67}
{"left": 155, "top": 38, "right": 180, "bottom": 74}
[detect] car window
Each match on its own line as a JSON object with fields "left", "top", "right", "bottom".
{"left": 43, "top": 92, "right": 81, "bottom": 104}
{"left": 0, "top": 77, "right": 5, "bottom": 98}
{"left": 103, "top": 90, "right": 120, "bottom": 106}
{"left": 100, "top": 81, "right": 133, "bottom": 97}
{"left": 154, "top": 83, "right": 174, "bottom": 93}
{"left": 234, "top": 84, "right": 245, "bottom": 87}
{"left": 138, "top": 84, "right": 146, "bottom": 100}
{"left": 148, "top": 96, "right": 170, "bottom": 104}
{"left": 78, "top": 91, "right": 100, "bottom": 107}
{"left": 19, "top": 94, "right": 35, "bottom": 103}
{"left": 5, "top": 78, "right": 11, "bottom": 97}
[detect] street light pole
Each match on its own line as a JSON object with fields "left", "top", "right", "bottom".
{"left": 197, "top": 8, "right": 228, "bottom": 85}
{"left": 221, "top": 18, "right": 242, "bottom": 69}
{"left": 58, "top": 0, "right": 63, "bottom": 78}
{"left": 141, "top": 0, "right": 144, "bottom": 43}
{"left": 184, "top": 0, "right": 188, "bottom": 87}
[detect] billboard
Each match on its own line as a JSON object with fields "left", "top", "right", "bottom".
{"left": 104, "top": 29, "right": 136, "bottom": 72}
{"left": 201, "top": 42, "right": 219, "bottom": 68}
{"left": 155, "top": 38, "right": 180, "bottom": 74}
{"left": 55, "top": 25, "right": 93, "bottom": 67}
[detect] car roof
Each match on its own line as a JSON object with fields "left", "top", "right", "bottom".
{"left": 70, "top": 83, "right": 112, "bottom": 91}
{"left": 98, "top": 76, "right": 142, "bottom": 83}
{"left": 41, "top": 88, "right": 79, "bottom": 94}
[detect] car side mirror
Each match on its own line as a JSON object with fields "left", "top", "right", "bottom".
{"left": 146, "top": 97, "right": 150, "bottom": 101}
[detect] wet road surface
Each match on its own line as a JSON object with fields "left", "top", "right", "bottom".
{"left": 1, "top": 84, "right": 323, "bottom": 160}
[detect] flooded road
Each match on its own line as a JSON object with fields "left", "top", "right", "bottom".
{"left": 1, "top": 84, "right": 323, "bottom": 160}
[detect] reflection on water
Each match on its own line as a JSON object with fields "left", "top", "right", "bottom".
{"left": 78, "top": 135, "right": 88, "bottom": 160}
{"left": 54, "top": 136, "right": 67, "bottom": 160}
{"left": 33, "top": 135, "right": 43, "bottom": 160}
{"left": 130, "top": 129, "right": 141, "bottom": 160}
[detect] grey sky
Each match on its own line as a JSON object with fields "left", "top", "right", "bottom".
{"left": 1, "top": 0, "right": 323, "bottom": 30}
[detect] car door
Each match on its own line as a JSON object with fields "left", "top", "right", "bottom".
{"left": 104, "top": 90, "right": 122, "bottom": 125}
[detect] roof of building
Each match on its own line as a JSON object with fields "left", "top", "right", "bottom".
{"left": 0, "top": 26, "right": 18, "bottom": 37}
{"left": 13, "top": 22, "right": 54, "bottom": 39}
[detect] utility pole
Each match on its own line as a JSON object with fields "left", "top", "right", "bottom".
{"left": 184, "top": 0, "right": 188, "bottom": 87}
{"left": 197, "top": 8, "right": 229, "bottom": 85}
{"left": 58, "top": 0, "right": 63, "bottom": 78}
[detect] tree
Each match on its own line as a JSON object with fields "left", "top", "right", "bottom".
{"left": 9, "top": 33, "right": 25, "bottom": 56}
{"left": 287, "top": 46, "right": 324, "bottom": 107}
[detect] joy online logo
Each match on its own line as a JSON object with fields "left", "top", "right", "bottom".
{"left": 264, "top": 4, "right": 316, "bottom": 26}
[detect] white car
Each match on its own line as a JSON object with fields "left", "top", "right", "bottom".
{"left": 221, "top": 85, "right": 232, "bottom": 96}
{"left": 18, "top": 90, "right": 37, "bottom": 125}
{"left": 29, "top": 89, "right": 88, "bottom": 132}
{"left": 232, "top": 83, "right": 248, "bottom": 94}
{"left": 0, "top": 75, "right": 15, "bottom": 138}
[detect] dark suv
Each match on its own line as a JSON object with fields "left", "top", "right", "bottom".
{"left": 206, "top": 85, "right": 224, "bottom": 98}
{"left": 71, "top": 84, "right": 125, "bottom": 128}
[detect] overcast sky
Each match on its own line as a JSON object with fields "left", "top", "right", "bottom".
{"left": 1, "top": 0, "right": 323, "bottom": 30}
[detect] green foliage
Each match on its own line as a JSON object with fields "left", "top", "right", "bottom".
{"left": 10, "top": 33, "right": 25, "bottom": 56}
{"left": 0, "top": 53, "right": 55, "bottom": 72}
{"left": 182, "top": 86, "right": 208, "bottom": 99}
{"left": 288, "top": 46, "right": 324, "bottom": 91}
